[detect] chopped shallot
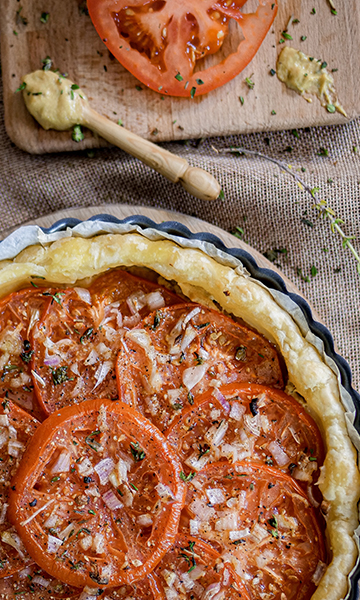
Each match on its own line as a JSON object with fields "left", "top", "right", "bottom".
{"left": 1, "top": 530, "right": 26, "bottom": 558}
{"left": 211, "top": 388, "right": 230, "bottom": 413}
{"left": 205, "top": 488, "right": 226, "bottom": 505}
{"left": 102, "top": 489, "right": 123, "bottom": 511}
{"left": 268, "top": 441, "right": 290, "bottom": 467}
{"left": 95, "top": 458, "right": 115, "bottom": 485}
{"left": 92, "top": 361, "right": 112, "bottom": 391}
{"left": 47, "top": 534, "right": 63, "bottom": 554}
{"left": 182, "top": 364, "right": 207, "bottom": 391}
{"left": 74, "top": 287, "right": 92, "bottom": 304}
{"left": 155, "top": 483, "right": 175, "bottom": 500}
{"left": 146, "top": 291, "right": 165, "bottom": 310}
{"left": 214, "top": 512, "right": 238, "bottom": 531}
{"left": 51, "top": 450, "right": 71, "bottom": 473}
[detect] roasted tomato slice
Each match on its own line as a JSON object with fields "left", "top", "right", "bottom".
{"left": 153, "top": 534, "right": 250, "bottom": 599}
{"left": 181, "top": 461, "right": 326, "bottom": 600}
{"left": 1, "top": 563, "right": 80, "bottom": 599}
{"left": 8, "top": 399, "right": 186, "bottom": 588}
{"left": 87, "top": 0, "right": 278, "bottom": 97}
{"left": 116, "top": 304, "right": 283, "bottom": 431}
{"left": 0, "top": 399, "right": 39, "bottom": 578}
{"left": 166, "top": 383, "right": 324, "bottom": 498}
{"left": 31, "top": 271, "right": 183, "bottom": 415}
{"left": 0, "top": 287, "right": 54, "bottom": 420}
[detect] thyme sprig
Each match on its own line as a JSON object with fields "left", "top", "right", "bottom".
{"left": 216, "top": 145, "right": 360, "bottom": 277}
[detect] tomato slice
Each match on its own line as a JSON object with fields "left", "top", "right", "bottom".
{"left": 8, "top": 399, "right": 186, "bottom": 588}
{"left": 1, "top": 563, "right": 80, "bottom": 599}
{"left": 116, "top": 304, "right": 284, "bottom": 431}
{"left": 0, "top": 399, "right": 39, "bottom": 578}
{"left": 87, "top": 0, "right": 278, "bottom": 97}
{"left": 0, "top": 287, "right": 55, "bottom": 420}
{"left": 166, "top": 383, "right": 324, "bottom": 497}
{"left": 31, "top": 271, "right": 184, "bottom": 415}
{"left": 153, "top": 534, "right": 250, "bottom": 599}
{"left": 181, "top": 461, "right": 326, "bottom": 600}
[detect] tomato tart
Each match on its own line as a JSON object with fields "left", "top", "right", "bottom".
{"left": 0, "top": 222, "right": 358, "bottom": 600}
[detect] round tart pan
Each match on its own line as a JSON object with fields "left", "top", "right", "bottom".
{"left": 1, "top": 211, "right": 359, "bottom": 600}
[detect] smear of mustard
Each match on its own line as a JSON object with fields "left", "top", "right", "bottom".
{"left": 277, "top": 46, "right": 346, "bottom": 117}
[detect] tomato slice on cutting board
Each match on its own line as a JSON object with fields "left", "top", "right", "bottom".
{"left": 0, "top": 399, "right": 39, "bottom": 578}
{"left": 31, "top": 270, "right": 184, "bottom": 415}
{"left": 8, "top": 399, "right": 186, "bottom": 588}
{"left": 153, "top": 533, "right": 250, "bottom": 599}
{"left": 181, "top": 461, "right": 326, "bottom": 600}
{"left": 166, "top": 383, "right": 324, "bottom": 499}
{"left": 116, "top": 304, "right": 284, "bottom": 431}
{"left": 87, "top": 0, "right": 278, "bottom": 96}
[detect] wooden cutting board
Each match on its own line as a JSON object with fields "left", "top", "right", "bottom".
{"left": 1, "top": 0, "right": 358, "bottom": 153}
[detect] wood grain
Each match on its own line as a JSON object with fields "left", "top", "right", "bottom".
{"left": 1, "top": 0, "right": 358, "bottom": 153}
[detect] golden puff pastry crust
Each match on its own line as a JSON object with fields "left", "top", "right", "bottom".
{"left": 0, "top": 231, "right": 359, "bottom": 600}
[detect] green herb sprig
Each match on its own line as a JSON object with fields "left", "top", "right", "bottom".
{"left": 218, "top": 145, "right": 360, "bottom": 277}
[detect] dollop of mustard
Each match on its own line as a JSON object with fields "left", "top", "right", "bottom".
{"left": 22, "top": 70, "right": 88, "bottom": 130}
{"left": 276, "top": 47, "right": 346, "bottom": 117}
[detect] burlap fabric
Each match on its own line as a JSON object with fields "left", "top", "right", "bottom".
{"left": 0, "top": 64, "right": 359, "bottom": 391}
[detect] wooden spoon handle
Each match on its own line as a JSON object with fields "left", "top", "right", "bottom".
{"left": 83, "top": 106, "right": 221, "bottom": 201}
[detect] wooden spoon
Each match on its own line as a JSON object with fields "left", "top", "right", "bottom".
{"left": 21, "top": 70, "right": 221, "bottom": 202}
{"left": 82, "top": 106, "right": 221, "bottom": 201}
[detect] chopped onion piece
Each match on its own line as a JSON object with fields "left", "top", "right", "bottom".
{"left": 32, "top": 575, "right": 50, "bottom": 588}
{"left": 70, "top": 362, "right": 80, "bottom": 375}
{"left": 312, "top": 560, "right": 327, "bottom": 585}
{"left": 211, "top": 389, "right": 230, "bottom": 413}
{"left": 137, "top": 514, "right": 153, "bottom": 527}
{"left": 182, "top": 364, "right": 207, "bottom": 391}
{"left": 183, "top": 307, "right": 201, "bottom": 325}
{"left": 102, "top": 489, "right": 123, "bottom": 511}
{"left": 0, "top": 415, "right": 9, "bottom": 426}
{"left": 126, "top": 330, "right": 162, "bottom": 392}
{"left": 243, "top": 413, "right": 261, "bottom": 437}
{"left": 268, "top": 441, "right": 290, "bottom": 467}
{"left": 155, "top": 483, "right": 175, "bottom": 500}
{"left": 95, "top": 458, "right": 115, "bottom": 486}
{"left": 93, "top": 533, "right": 105, "bottom": 554}
{"left": 51, "top": 450, "right": 71, "bottom": 474}
{"left": 185, "top": 451, "right": 210, "bottom": 472}
{"left": 146, "top": 291, "right": 165, "bottom": 310}
{"left": 84, "top": 350, "right": 99, "bottom": 366}
{"left": 215, "top": 513, "right": 238, "bottom": 531}
{"left": 1, "top": 530, "right": 26, "bottom": 558}
{"left": 205, "top": 488, "right": 226, "bottom": 505}
{"left": 229, "top": 402, "right": 246, "bottom": 421}
{"left": 47, "top": 534, "right": 63, "bottom": 554}
{"left": 189, "top": 519, "right": 200, "bottom": 535}
{"left": 229, "top": 528, "right": 250, "bottom": 541}
{"left": 92, "top": 361, "right": 112, "bottom": 391}
{"left": 202, "top": 582, "right": 221, "bottom": 600}
{"left": 189, "top": 499, "right": 215, "bottom": 521}
{"left": 77, "top": 457, "right": 94, "bottom": 476}
{"left": 162, "top": 568, "right": 177, "bottom": 587}
{"left": 59, "top": 523, "right": 76, "bottom": 541}
{"left": 0, "top": 502, "right": 8, "bottom": 525}
{"left": 80, "top": 535, "right": 93, "bottom": 551}
{"left": 8, "top": 440, "right": 24, "bottom": 457}
{"left": 179, "top": 325, "right": 198, "bottom": 353}
{"left": 74, "top": 287, "right": 92, "bottom": 304}
{"left": 31, "top": 369, "right": 46, "bottom": 387}
{"left": 205, "top": 420, "right": 228, "bottom": 447}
